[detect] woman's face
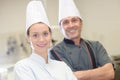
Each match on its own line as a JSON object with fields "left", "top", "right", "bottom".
{"left": 27, "top": 22, "right": 52, "bottom": 54}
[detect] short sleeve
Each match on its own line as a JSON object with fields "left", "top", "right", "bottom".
{"left": 94, "top": 41, "right": 112, "bottom": 66}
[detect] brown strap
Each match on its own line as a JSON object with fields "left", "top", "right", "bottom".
{"left": 50, "top": 50, "right": 62, "bottom": 61}
{"left": 85, "top": 42, "right": 97, "bottom": 68}
{"left": 51, "top": 41, "right": 97, "bottom": 69}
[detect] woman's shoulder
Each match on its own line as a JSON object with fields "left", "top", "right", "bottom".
{"left": 50, "top": 59, "right": 68, "bottom": 67}
{"left": 14, "top": 58, "right": 30, "bottom": 69}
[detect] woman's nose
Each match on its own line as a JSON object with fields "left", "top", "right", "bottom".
{"left": 39, "top": 35, "right": 45, "bottom": 42}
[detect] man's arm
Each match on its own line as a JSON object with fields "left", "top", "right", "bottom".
{"left": 73, "top": 63, "right": 114, "bottom": 80}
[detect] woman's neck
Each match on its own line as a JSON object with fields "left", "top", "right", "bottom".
{"left": 34, "top": 50, "right": 48, "bottom": 63}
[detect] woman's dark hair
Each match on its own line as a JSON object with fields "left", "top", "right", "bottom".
{"left": 27, "top": 22, "right": 52, "bottom": 36}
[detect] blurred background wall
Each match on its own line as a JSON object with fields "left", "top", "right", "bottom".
{"left": 0, "top": 0, "right": 120, "bottom": 80}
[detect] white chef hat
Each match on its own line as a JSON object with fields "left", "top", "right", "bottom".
{"left": 26, "top": 0, "right": 50, "bottom": 33}
{"left": 59, "top": 0, "right": 82, "bottom": 25}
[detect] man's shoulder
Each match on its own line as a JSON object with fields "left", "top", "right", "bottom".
{"left": 50, "top": 40, "right": 68, "bottom": 55}
{"left": 82, "top": 39, "right": 105, "bottom": 52}
{"left": 83, "top": 38, "right": 97, "bottom": 43}
{"left": 83, "top": 39, "right": 100, "bottom": 46}
{"left": 52, "top": 40, "right": 65, "bottom": 49}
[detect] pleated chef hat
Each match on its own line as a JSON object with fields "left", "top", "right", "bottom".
{"left": 26, "top": 0, "right": 50, "bottom": 32}
{"left": 59, "top": 0, "right": 82, "bottom": 25}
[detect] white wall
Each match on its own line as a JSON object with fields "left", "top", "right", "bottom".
{"left": 0, "top": 0, "right": 120, "bottom": 56}
{"left": 75, "top": 0, "right": 120, "bottom": 56}
{"left": 0, "top": 0, "right": 29, "bottom": 34}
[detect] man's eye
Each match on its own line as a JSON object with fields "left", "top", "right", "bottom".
{"left": 62, "top": 20, "right": 69, "bottom": 25}
{"left": 71, "top": 18, "right": 78, "bottom": 23}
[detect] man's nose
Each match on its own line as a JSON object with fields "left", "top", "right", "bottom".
{"left": 69, "top": 21, "right": 74, "bottom": 27}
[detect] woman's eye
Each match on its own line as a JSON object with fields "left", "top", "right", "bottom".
{"left": 33, "top": 34, "right": 38, "bottom": 38}
{"left": 43, "top": 32, "right": 49, "bottom": 37}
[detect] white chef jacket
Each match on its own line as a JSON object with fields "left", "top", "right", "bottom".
{"left": 14, "top": 53, "right": 77, "bottom": 80}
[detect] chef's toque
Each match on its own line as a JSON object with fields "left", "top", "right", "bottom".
{"left": 26, "top": 0, "right": 50, "bottom": 32}
{"left": 59, "top": 0, "right": 82, "bottom": 25}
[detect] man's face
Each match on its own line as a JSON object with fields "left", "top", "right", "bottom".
{"left": 60, "top": 16, "right": 82, "bottom": 39}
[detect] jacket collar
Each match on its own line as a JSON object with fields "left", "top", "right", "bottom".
{"left": 63, "top": 38, "right": 83, "bottom": 45}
